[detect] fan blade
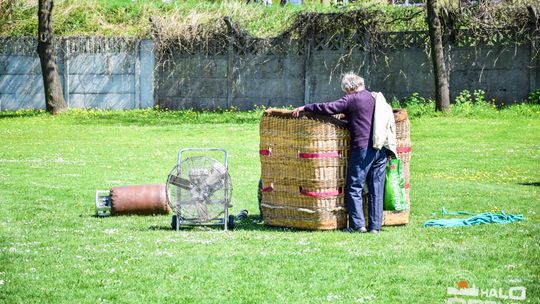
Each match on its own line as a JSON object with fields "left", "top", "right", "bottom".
{"left": 168, "top": 174, "right": 192, "bottom": 190}
{"left": 204, "top": 163, "right": 227, "bottom": 191}
{"left": 194, "top": 198, "right": 209, "bottom": 221}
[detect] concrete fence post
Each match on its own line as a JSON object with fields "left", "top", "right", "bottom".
{"left": 529, "top": 35, "right": 539, "bottom": 93}
{"left": 303, "top": 31, "right": 313, "bottom": 105}
{"left": 224, "top": 17, "right": 234, "bottom": 109}
{"left": 531, "top": 48, "right": 539, "bottom": 92}
{"left": 226, "top": 38, "right": 234, "bottom": 109}
{"left": 140, "top": 39, "right": 155, "bottom": 108}
{"left": 134, "top": 41, "right": 141, "bottom": 109}
{"left": 363, "top": 31, "right": 371, "bottom": 88}
{"left": 528, "top": 6, "right": 539, "bottom": 93}
{"left": 62, "top": 38, "right": 70, "bottom": 107}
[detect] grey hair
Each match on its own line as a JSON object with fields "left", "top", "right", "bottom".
{"left": 341, "top": 72, "right": 365, "bottom": 92}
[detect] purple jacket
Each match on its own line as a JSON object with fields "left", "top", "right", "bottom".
{"left": 304, "top": 90, "right": 375, "bottom": 150}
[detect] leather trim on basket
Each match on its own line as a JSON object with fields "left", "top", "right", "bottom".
{"left": 298, "top": 151, "right": 340, "bottom": 159}
{"left": 300, "top": 187, "right": 342, "bottom": 197}
{"left": 261, "top": 183, "right": 274, "bottom": 192}
{"left": 397, "top": 147, "right": 412, "bottom": 153}
{"left": 260, "top": 149, "right": 272, "bottom": 156}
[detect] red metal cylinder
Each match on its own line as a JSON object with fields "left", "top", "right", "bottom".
{"left": 110, "top": 184, "right": 169, "bottom": 215}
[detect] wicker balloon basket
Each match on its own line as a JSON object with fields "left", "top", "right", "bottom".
{"left": 259, "top": 108, "right": 411, "bottom": 230}
{"left": 259, "top": 109, "right": 350, "bottom": 230}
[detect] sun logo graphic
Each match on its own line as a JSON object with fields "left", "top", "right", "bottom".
{"left": 446, "top": 271, "right": 479, "bottom": 299}
{"left": 457, "top": 280, "right": 469, "bottom": 289}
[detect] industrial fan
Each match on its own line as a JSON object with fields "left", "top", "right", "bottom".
{"left": 166, "top": 148, "right": 234, "bottom": 230}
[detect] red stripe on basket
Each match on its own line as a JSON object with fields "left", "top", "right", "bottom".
{"left": 397, "top": 147, "right": 412, "bottom": 153}
{"left": 298, "top": 151, "right": 340, "bottom": 159}
{"left": 259, "top": 149, "right": 272, "bottom": 156}
{"left": 261, "top": 183, "right": 274, "bottom": 192}
{"left": 405, "top": 183, "right": 410, "bottom": 189}
{"left": 299, "top": 187, "right": 342, "bottom": 197}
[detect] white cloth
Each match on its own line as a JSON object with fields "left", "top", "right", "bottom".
{"left": 371, "top": 92, "right": 397, "bottom": 158}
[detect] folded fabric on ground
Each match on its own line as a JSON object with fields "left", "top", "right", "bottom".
{"left": 423, "top": 208, "right": 524, "bottom": 228}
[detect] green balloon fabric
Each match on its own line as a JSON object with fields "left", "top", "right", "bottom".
{"left": 423, "top": 208, "right": 524, "bottom": 228}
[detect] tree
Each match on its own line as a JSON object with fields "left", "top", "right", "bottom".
{"left": 37, "top": 0, "right": 67, "bottom": 114}
{"left": 426, "top": 0, "right": 450, "bottom": 112}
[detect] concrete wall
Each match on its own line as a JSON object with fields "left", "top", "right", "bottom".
{"left": 233, "top": 54, "right": 305, "bottom": 110}
{"left": 0, "top": 38, "right": 154, "bottom": 111}
{"left": 1, "top": 34, "right": 538, "bottom": 111}
{"left": 449, "top": 45, "right": 533, "bottom": 102}
{"left": 156, "top": 54, "right": 229, "bottom": 110}
{"left": 0, "top": 53, "right": 52, "bottom": 110}
{"left": 155, "top": 35, "right": 538, "bottom": 110}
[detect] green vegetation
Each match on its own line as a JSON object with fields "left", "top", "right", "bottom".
{"left": 0, "top": 108, "right": 539, "bottom": 303}
{"left": 528, "top": 89, "right": 540, "bottom": 104}
{"left": 390, "top": 90, "right": 540, "bottom": 119}
{"left": 1, "top": 0, "right": 537, "bottom": 45}
{"left": 0, "top": 0, "right": 424, "bottom": 38}
{"left": 2, "top": 97, "right": 540, "bottom": 123}
{"left": 0, "top": 106, "right": 266, "bottom": 125}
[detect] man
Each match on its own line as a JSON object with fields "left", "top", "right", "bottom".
{"left": 292, "top": 72, "right": 396, "bottom": 233}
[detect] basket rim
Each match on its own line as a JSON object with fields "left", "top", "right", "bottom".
{"left": 263, "top": 108, "right": 347, "bottom": 128}
{"left": 393, "top": 108, "right": 408, "bottom": 122}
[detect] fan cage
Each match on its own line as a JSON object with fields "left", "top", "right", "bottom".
{"left": 166, "top": 156, "right": 232, "bottom": 225}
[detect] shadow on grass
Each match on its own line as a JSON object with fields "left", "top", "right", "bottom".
{"left": 518, "top": 182, "right": 540, "bottom": 187}
{"left": 232, "top": 215, "right": 307, "bottom": 233}
{"left": 148, "top": 224, "right": 220, "bottom": 231}
{"left": 147, "top": 214, "right": 308, "bottom": 233}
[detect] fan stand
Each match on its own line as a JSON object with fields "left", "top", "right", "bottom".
{"left": 174, "top": 148, "right": 231, "bottom": 231}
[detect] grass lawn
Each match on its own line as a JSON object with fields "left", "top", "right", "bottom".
{"left": 0, "top": 111, "right": 539, "bottom": 303}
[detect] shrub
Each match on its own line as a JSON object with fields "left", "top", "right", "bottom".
{"left": 401, "top": 92, "right": 436, "bottom": 118}
{"left": 527, "top": 89, "right": 540, "bottom": 104}
{"left": 389, "top": 90, "right": 539, "bottom": 119}
{"left": 452, "top": 89, "right": 497, "bottom": 117}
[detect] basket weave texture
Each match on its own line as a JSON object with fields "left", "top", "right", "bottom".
{"left": 260, "top": 109, "right": 349, "bottom": 230}
{"left": 260, "top": 108, "right": 411, "bottom": 230}
{"left": 393, "top": 109, "right": 411, "bottom": 212}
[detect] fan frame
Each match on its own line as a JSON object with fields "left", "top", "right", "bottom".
{"left": 167, "top": 148, "right": 232, "bottom": 231}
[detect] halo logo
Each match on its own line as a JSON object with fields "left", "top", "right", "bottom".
{"left": 445, "top": 271, "right": 526, "bottom": 304}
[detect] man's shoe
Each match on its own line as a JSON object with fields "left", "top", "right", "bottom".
{"left": 369, "top": 229, "right": 380, "bottom": 234}
{"left": 342, "top": 227, "right": 367, "bottom": 233}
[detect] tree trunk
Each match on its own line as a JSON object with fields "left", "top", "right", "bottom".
{"left": 37, "top": 0, "right": 67, "bottom": 114}
{"left": 426, "top": 0, "right": 450, "bottom": 112}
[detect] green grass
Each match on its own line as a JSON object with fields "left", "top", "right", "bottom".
{"left": 0, "top": 110, "right": 539, "bottom": 303}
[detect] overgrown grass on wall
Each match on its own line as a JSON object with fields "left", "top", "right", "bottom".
{"left": 0, "top": 0, "right": 423, "bottom": 38}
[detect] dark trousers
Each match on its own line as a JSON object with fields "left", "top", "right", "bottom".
{"left": 345, "top": 146, "right": 387, "bottom": 230}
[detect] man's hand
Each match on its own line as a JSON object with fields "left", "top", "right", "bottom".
{"left": 292, "top": 106, "right": 305, "bottom": 117}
